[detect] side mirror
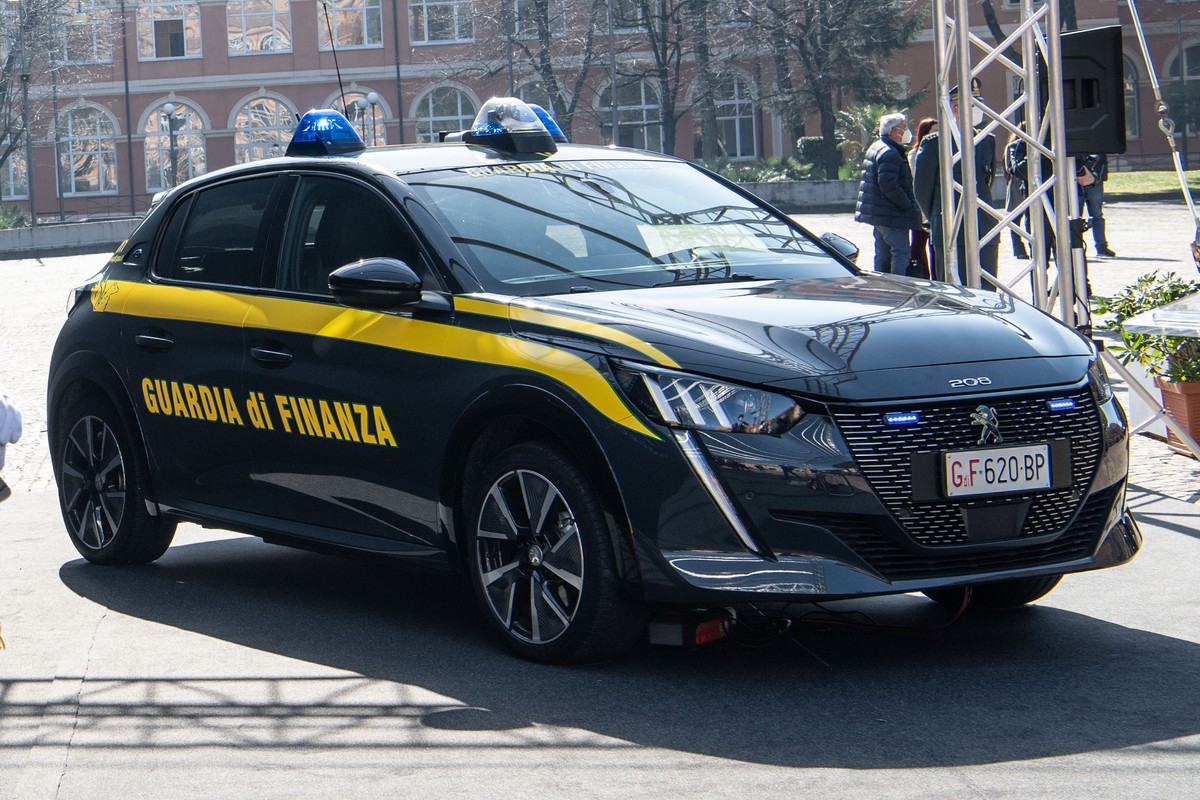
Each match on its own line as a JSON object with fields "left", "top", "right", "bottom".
{"left": 329, "top": 258, "right": 423, "bottom": 310}
{"left": 820, "top": 232, "right": 859, "bottom": 264}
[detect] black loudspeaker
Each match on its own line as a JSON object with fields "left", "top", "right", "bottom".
{"left": 1039, "top": 25, "right": 1127, "bottom": 155}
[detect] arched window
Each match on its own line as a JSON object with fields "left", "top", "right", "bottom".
{"left": 57, "top": 106, "right": 119, "bottom": 195}
{"left": 227, "top": 0, "right": 292, "bottom": 53}
{"left": 145, "top": 102, "right": 207, "bottom": 191}
{"left": 60, "top": 0, "right": 114, "bottom": 64}
{"left": 413, "top": 87, "right": 476, "bottom": 143}
{"left": 713, "top": 76, "right": 757, "bottom": 160}
{"left": 234, "top": 97, "right": 295, "bottom": 163}
{"left": 318, "top": 0, "right": 383, "bottom": 49}
{"left": 0, "top": 149, "right": 27, "bottom": 200}
{"left": 136, "top": 0, "right": 202, "bottom": 59}
{"left": 599, "top": 79, "right": 662, "bottom": 152}
{"left": 1168, "top": 43, "right": 1200, "bottom": 81}
{"left": 335, "top": 90, "right": 387, "bottom": 146}
{"left": 1124, "top": 55, "right": 1140, "bottom": 141}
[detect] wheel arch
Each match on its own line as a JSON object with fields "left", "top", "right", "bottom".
{"left": 439, "top": 382, "right": 642, "bottom": 586}
{"left": 47, "top": 352, "right": 162, "bottom": 509}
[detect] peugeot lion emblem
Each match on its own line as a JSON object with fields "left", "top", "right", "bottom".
{"left": 971, "top": 405, "right": 1003, "bottom": 445}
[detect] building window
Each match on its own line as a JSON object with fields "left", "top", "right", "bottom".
{"left": 0, "top": 149, "right": 27, "bottom": 200}
{"left": 414, "top": 87, "right": 476, "bottom": 143}
{"left": 599, "top": 79, "right": 663, "bottom": 152}
{"left": 228, "top": 0, "right": 292, "bottom": 54}
{"left": 145, "top": 103, "right": 207, "bottom": 191}
{"left": 513, "top": 0, "right": 563, "bottom": 38}
{"left": 60, "top": 0, "right": 114, "bottom": 64}
{"left": 57, "top": 106, "right": 119, "bottom": 195}
{"left": 336, "top": 91, "right": 387, "bottom": 146}
{"left": 711, "top": 76, "right": 757, "bottom": 160}
{"left": 234, "top": 97, "right": 296, "bottom": 163}
{"left": 318, "top": 0, "right": 382, "bottom": 49}
{"left": 137, "top": 0, "right": 202, "bottom": 59}
{"left": 410, "top": 0, "right": 473, "bottom": 44}
{"left": 610, "top": 0, "right": 644, "bottom": 30}
{"left": 1168, "top": 42, "right": 1200, "bottom": 80}
{"left": 1124, "top": 55, "right": 1140, "bottom": 141}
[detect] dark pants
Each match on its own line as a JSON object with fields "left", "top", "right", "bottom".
{"left": 930, "top": 213, "right": 1000, "bottom": 290}
{"left": 1079, "top": 183, "right": 1108, "bottom": 249}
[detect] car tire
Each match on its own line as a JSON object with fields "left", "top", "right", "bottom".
{"left": 924, "top": 574, "right": 1063, "bottom": 610}
{"left": 466, "top": 442, "right": 645, "bottom": 664}
{"left": 56, "top": 392, "right": 176, "bottom": 565}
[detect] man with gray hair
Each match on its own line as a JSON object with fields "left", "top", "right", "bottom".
{"left": 853, "top": 113, "right": 921, "bottom": 275}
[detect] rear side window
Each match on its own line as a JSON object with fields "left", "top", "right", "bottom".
{"left": 155, "top": 177, "right": 278, "bottom": 287}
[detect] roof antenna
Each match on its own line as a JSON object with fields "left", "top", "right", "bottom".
{"left": 320, "top": 0, "right": 348, "bottom": 111}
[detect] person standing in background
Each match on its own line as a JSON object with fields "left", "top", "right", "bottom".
{"left": 909, "top": 117, "right": 937, "bottom": 278}
{"left": 853, "top": 113, "right": 922, "bottom": 276}
{"left": 913, "top": 80, "right": 999, "bottom": 288}
{"left": 1079, "top": 153, "right": 1115, "bottom": 258}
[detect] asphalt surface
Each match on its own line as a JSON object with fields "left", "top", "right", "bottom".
{"left": 1, "top": 201, "right": 1198, "bottom": 798}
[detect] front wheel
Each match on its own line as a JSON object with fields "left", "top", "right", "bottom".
{"left": 466, "top": 442, "right": 645, "bottom": 664}
{"left": 924, "top": 574, "right": 1063, "bottom": 610}
{"left": 56, "top": 393, "right": 176, "bottom": 565}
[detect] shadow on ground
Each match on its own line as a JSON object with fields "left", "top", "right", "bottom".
{"left": 59, "top": 536, "right": 1199, "bottom": 768}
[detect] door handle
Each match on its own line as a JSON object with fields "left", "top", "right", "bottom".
{"left": 134, "top": 332, "right": 174, "bottom": 350}
{"left": 250, "top": 345, "right": 293, "bottom": 365}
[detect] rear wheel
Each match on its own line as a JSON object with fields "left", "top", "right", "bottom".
{"left": 466, "top": 442, "right": 644, "bottom": 663}
{"left": 924, "top": 574, "right": 1063, "bottom": 610}
{"left": 56, "top": 393, "right": 175, "bottom": 565}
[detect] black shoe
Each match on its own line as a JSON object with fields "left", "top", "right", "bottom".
{"left": 0, "top": 478, "right": 9, "bottom": 503}
{"left": 1096, "top": 247, "right": 1116, "bottom": 258}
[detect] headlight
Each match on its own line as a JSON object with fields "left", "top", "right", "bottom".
{"left": 613, "top": 363, "right": 803, "bottom": 435}
{"left": 1088, "top": 357, "right": 1113, "bottom": 404}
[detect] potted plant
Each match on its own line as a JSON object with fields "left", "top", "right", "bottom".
{"left": 1095, "top": 271, "right": 1200, "bottom": 455}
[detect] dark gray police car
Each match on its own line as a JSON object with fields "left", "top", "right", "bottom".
{"left": 48, "top": 99, "right": 1140, "bottom": 663}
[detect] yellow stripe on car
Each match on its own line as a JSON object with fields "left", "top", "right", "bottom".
{"left": 105, "top": 281, "right": 659, "bottom": 439}
{"left": 455, "top": 295, "right": 681, "bottom": 369}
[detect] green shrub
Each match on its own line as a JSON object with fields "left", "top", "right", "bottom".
{"left": 699, "top": 157, "right": 813, "bottom": 183}
{"left": 1094, "top": 270, "right": 1200, "bottom": 382}
{"left": 0, "top": 204, "right": 30, "bottom": 230}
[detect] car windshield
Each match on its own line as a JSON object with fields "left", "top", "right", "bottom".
{"left": 404, "top": 158, "right": 852, "bottom": 296}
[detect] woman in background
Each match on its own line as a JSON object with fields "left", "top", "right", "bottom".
{"left": 908, "top": 118, "right": 937, "bottom": 279}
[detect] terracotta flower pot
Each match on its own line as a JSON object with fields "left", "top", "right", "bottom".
{"left": 1154, "top": 377, "right": 1200, "bottom": 457}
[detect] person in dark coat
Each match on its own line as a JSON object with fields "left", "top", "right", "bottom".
{"left": 853, "top": 113, "right": 922, "bottom": 276}
{"left": 1078, "top": 153, "right": 1114, "bottom": 257}
{"left": 913, "top": 82, "right": 999, "bottom": 288}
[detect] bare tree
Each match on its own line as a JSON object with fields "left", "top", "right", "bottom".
{"left": 0, "top": 0, "right": 69, "bottom": 187}
{"left": 761, "top": 0, "right": 926, "bottom": 179}
{"left": 456, "top": 0, "right": 611, "bottom": 139}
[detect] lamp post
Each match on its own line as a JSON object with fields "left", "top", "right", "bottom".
{"left": 10, "top": 0, "right": 36, "bottom": 228}
{"left": 367, "top": 91, "right": 379, "bottom": 144}
{"left": 161, "top": 102, "right": 181, "bottom": 188}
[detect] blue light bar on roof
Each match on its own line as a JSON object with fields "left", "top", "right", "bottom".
{"left": 286, "top": 109, "right": 366, "bottom": 157}
{"left": 527, "top": 103, "right": 569, "bottom": 143}
{"left": 462, "top": 97, "right": 558, "bottom": 155}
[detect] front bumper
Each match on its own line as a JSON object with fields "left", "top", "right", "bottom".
{"left": 622, "top": 385, "right": 1139, "bottom": 605}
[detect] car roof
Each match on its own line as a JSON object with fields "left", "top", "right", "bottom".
{"left": 180, "top": 141, "right": 680, "bottom": 190}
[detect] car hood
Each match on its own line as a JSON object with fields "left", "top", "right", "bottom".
{"left": 499, "top": 274, "right": 1095, "bottom": 402}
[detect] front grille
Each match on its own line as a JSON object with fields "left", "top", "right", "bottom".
{"left": 832, "top": 389, "right": 1103, "bottom": 547}
{"left": 774, "top": 485, "right": 1117, "bottom": 581}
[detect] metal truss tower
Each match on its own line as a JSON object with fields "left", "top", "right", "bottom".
{"left": 931, "top": 0, "right": 1087, "bottom": 329}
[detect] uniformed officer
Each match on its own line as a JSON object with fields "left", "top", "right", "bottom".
{"left": 913, "top": 80, "right": 999, "bottom": 289}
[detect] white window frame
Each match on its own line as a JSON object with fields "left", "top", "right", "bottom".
{"left": 0, "top": 148, "right": 28, "bottom": 200}
{"left": 713, "top": 76, "right": 757, "bottom": 161}
{"left": 234, "top": 97, "right": 297, "bottom": 163}
{"left": 513, "top": 0, "right": 564, "bottom": 39}
{"left": 136, "top": 0, "right": 203, "bottom": 61}
{"left": 227, "top": 0, "right": 293, "bottom": 54}
{"left": 56, "top": 106, "right": 120, "bottom": 196}
{"left": 59, "top": 0, "right": 114, "bottom": 65}
{"left": 413, "top": 86, "right": 477, "bottom": 143}
{"left": 318, "top": 0, "right": 383, "bottom": 50}
{"left": 409, "top": 0, "right": 474, "bottom": 45}
{"left": 144, "top": 102, "right": 208, "bottom": 192}
{"left": 600, "top": 79, "right": 663, "bottom": 152}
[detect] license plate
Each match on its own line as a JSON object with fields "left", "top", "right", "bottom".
{"left": 943, "top": 444, "right": 1052, "bottom": 498}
